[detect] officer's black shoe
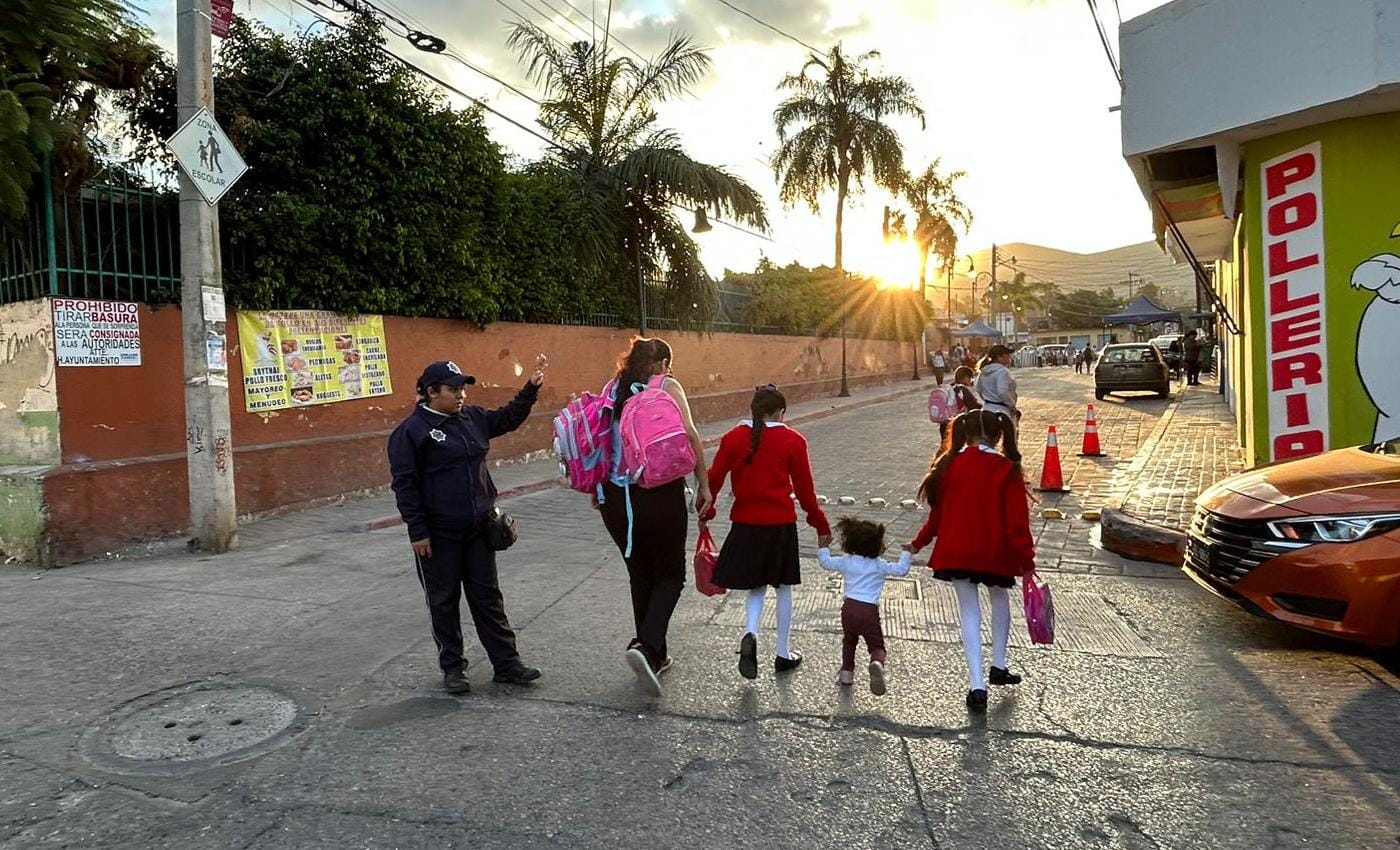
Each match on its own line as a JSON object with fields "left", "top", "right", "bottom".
{"left": 492, "top": 665, "right": 542, "bottom": 685}
{"left": 443, "top": 669, "right": 471, "bottom": 695}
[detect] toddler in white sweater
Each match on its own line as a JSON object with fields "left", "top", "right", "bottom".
{"left": 817, "top": 517, "right": 912, "bottom": 695}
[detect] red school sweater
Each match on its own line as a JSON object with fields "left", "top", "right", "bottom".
{"left": 704, "top": 422, "right": 831, "bottom": 536}
{"left": 910, "top": 447, "right": 1035, "bottom": 578}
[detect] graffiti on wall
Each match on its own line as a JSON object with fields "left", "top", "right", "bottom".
{"left": 1349, "top": 226, "right": 1400, "bottom": 442}
{"left": 0, "top": 300, "right": 58, "bottom": 466}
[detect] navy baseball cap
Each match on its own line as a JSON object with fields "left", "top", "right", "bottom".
{"left": 417, "top": 360, "right": 476, "bottom": 390}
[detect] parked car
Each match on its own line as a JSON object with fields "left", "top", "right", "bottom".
{"left": 1184, "top": 438, "right": 1400, "bottom": 646}
{"left": 1149, "top": 334, "right": 1184, "bottom": 373}
{"left": 1093, "top": 343, "right": 1170, "bottom": 399}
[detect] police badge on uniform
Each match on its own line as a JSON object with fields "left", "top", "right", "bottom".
{"left": 429, "top": 429, "right": 447, "bottom": 442}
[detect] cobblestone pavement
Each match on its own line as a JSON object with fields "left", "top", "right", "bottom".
{"left": 1113, "top": 380, "right": 1247, "bottom": 529}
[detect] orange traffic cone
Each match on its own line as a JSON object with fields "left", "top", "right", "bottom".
{"left": 1078, "top": 403, "right": 1105, "bottom": 457}
{"left": 1037, "top": 425, "right": 1071, "bottom": 493}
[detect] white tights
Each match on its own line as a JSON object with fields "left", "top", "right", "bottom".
{"left": 746, "top": 585, "right": 794, "bottom": 659}
{"left": 952, "top": 579, "right": 1011, "bottom": 690}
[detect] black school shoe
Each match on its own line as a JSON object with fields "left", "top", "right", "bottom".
{"left": 966, "top": 688, "right": 988, "bottom": 713}
{"left": 443, "top": 669, "right": 471, "bottom": 695}
{"left": 738, "top": 633, "right": 758, "bottom": 680}
{"left": 774, "top": 651, "right": 803, "bottom": 673}
{"left": 989, "top": 666, "right": 1021, "bottom": 686}
{"left": 492, "top": 665, "right": 542, "bottom": 685}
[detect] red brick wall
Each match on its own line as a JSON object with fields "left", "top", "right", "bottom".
{"left": 45, "top": 306, "right": 914, "bottom": 560}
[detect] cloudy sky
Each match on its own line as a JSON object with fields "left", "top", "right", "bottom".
{"left": 140, "top": 0, "right": 1174, "bottom": 279}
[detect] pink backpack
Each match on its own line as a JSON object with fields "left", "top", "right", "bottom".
{"left": 928, "top": 385, "right": 962, "bottom": 423}
{"left": 552, "top": 381, "right": 615, "bottom": 496}
{"left": 617, "top": 374, "right": 696, "bottom": 489}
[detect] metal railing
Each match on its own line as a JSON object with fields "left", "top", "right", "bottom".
{"left": 1, "top": 159, "right": 180, "bottom": 305}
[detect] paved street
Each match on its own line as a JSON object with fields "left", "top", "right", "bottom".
{"left": 3, "top": 370, "right": 1399, "bottom": 849}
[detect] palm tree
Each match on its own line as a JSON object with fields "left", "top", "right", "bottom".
{"left": 772, "top": 45, "right": 924, "bottom": 272}
{"left": 903, "top": 159, "right": 972, "bottom": 296}
{"left": 985, "top": 271, "right": 1058, "bottom": 330}
{"left": 507, "top": 24, "right": 767, "bottom": 326}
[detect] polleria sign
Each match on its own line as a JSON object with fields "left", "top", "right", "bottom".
{"left": 1261, "top": 141, "right": 1330, "bottom": 461}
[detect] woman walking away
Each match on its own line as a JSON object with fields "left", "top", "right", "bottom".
{"left": 975, "top": 345, "right": 1020, "bottom": 428}
{"left": 599, "top": 338, "right": 712, "bottom": 697}
{"left": 817, "top": 518, "right": 911, "bottom": 695}
{"left": 388, "top": 357, "right": 548, "bottom": 695}
{"left": 908, "top": 410, "right": 1035, "bottom": 713}
{"left": 705, "top": 385, "right": 830, "bottom": 680}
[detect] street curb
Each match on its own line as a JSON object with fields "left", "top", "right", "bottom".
{"left": 1098, "top": 388, "right": 1190, "bottom": 565}
{"left": 354, "top": 382, "right": 929, "bottom": 534}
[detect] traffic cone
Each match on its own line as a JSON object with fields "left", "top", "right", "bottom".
{"left": 1037, "top": 425, "right": 1071, "bottom": 493}
{"left": 1078, "top": 403, "right": 1105, "bottom": 457}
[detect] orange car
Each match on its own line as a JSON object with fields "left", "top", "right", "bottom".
{"left": 1184, "top": 437, "right": 1400, "bottom": 646}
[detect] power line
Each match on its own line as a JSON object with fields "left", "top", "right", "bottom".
{"left": 704, "top": 0, "right": 822, "bottom": 54}
{"left": 542, "top": 0, "right": 648, "bottom": 63}
{"left": 1085, "top": 0, "right": 1122, "bottom": 84}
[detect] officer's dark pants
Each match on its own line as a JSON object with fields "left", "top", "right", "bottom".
{"left": 415, "top": 527, "right": 521, "bottom": 674}
{"left": 600, "top": 479, "right": 688, "bottom": 669}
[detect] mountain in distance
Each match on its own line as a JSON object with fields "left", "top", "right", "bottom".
{"left": 960, "top": 241, "right": 1198, "bottom": 307}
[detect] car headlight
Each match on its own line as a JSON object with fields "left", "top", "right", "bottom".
{"left": 1267, "top": 514, "right": 1400, "bottom": 544}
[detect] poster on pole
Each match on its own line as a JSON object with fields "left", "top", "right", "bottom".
{"left": 52, "top": 298, "right": 142, "bottom": 366}
{"left": 237, "top": 310, "right": 392, "bottom": 413}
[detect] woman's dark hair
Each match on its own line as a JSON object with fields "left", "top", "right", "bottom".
{"left": 746, "top": 384, "right": 786, "bottom": 463}
{"left": 836, "top": 516, "right": 886, "bottom": 559}
{"left": 953, "top": 365, "right": 974, "bottom": 384}
{"left": 917, "top": 410, "right": 1023, "bottom": 506}
{"left": 613, "top": 336, "right": 673, "bottom": 414}
{"left": 987, "top": 344, "right": 1014, "bottom": 361}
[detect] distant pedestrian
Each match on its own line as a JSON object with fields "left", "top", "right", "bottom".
{"left": 705, "top": 384, "right": 829, "bottom": 680}
{"left": 1184, "top": 330, "right": 1203, "bottom": 386}
{"left": 388, "top": 356, "right": 548, "bottom": 694}
{"left": 939, "top": 365, "right": 982, "bottom": 444}
{"left": 909, "top": 410, "right": 1034, "bottom": 713}
{"left": 599, "top": 337, "right": 711, "bottom": 697}
{"left": 931, "top": 349, "right": 948, "bottom": 386}
{"left": 817, "top": 517, "right": 911, "bottom": 695}
{"left": 974, "top": 344, "right": 1020, "bottom": 430}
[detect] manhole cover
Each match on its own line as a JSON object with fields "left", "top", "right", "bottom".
{"left": 81, "top": 680, "right": 306, "bottom": 776}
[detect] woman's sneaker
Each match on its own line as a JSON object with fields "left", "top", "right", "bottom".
{"left": 989, "top": 666, "right": 1022, "bottom": 686}
{"left": 655, "top": 655, "right": 675, "bottom": 676}
{"left": 868, "top": 660, "right": 887, "bottom": 696}
{"left": 738, "top": 633, "right": 758, "bottom": 680}
{"left": 626, "top": 646, "right": 662, "bottom": 697}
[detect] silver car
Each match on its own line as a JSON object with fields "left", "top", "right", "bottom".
{"left": 1094, "top": 343, "right": 1170, "bottom": 400}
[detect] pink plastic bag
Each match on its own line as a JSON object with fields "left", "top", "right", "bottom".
{"left": 1022, "top": 569, "right": 1055, "bottom": 645}
{"left": 693, "top": 527, "right": 725, "bottom": 597}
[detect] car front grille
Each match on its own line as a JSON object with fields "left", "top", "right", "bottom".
{"left": 1186, "top": 509, "right": 1278, "bottom": 584}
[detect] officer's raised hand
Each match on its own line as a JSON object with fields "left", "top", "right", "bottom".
{"left": 530, "top": 353, "right": 549, "bottom": 387}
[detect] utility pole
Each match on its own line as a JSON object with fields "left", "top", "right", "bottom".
{"left": 177, "top": 0, "right": 238, "bottom": 552}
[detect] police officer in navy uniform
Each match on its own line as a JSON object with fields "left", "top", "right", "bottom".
{"left": 388, "top": 356, "right": 548, "bottom": 694}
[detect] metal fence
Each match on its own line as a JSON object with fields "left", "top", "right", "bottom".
{"left": 1, "top": 160, "right": 180, "bottom": 306}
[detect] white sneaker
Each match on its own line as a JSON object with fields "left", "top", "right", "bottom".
{"left": 868, "top": 660, "right": 887, "bottom": 696}
{"left": 626, "top": 647, "right": 662, "bottom": 697}
{"left": 836, "top": 670, "right": 854, "bottom": 687}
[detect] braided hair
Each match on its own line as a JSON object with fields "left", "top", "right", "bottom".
{"left": 918, "top": 409, "right": 1023, "bottom": 506}
{"left": 746, "top": 384, "right": 787, "bottom": 463}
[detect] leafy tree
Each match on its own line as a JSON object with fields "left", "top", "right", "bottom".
{"left": 898, "top": 158, "right": 971, "bottom": 300}
{"left": 507, "top": 24, "right": 768, "bottom": 327}
{"left": 722, "top": 258, "right": 917, "bottom": 340}
{"left": 121, "top": 17, "right": 610, "bottom": 321}
{"left": 772, "top": 45, "right": 924, "bottom": 272}
{"left": 1046, "top": 287, "right": 1125, "bottom": 330}
{"left": 0, "top": 0, "right": 158, "bottom": 234}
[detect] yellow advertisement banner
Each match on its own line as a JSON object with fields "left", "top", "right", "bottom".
{"left": 237, "top": 310, "right": 392, "bottom": 413}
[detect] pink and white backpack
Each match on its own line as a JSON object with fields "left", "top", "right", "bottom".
{"left": 552, "top": 382, "right": 615, "bottom": 496}
{"left": 928, "top": 384, "right": 963, "bottom": 424}
{"left": 616, "top": 374, "right": 695, "bottom": 489}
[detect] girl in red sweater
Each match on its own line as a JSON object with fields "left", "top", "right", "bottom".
{"left": 908, "top": 410, "right": 1035, "bottom": 713}
{"left": 705, "top": 385, "right": 830, "bottom": 679}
